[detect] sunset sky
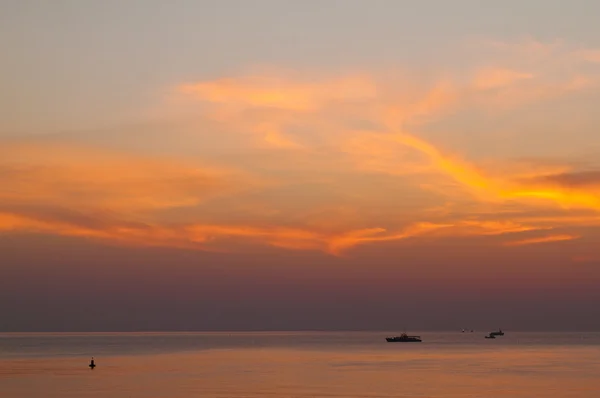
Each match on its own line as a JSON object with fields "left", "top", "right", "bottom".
{"left": 2, "top": 0, "right": 600, "bottom": 331}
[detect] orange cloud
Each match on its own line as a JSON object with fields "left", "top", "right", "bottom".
{"left": 253, "top": 121, "right": 305, "bottom": 149}
{"left": 4, "top": 139, "right": 528, "bottom": 256}
{"left": 168, "top": 36, "right": 600, "bottom": 156}
{"left": 326, "top": 222, "right": 453, "bottom": 255}
{"left": 325, "top": 219, "right": 550, "bottom": 255}
{"left": 504, "top": 234, "right": 580, "bottom": 246}
{"left": 0, "top": 209, "right": 327, "bottom": 253}
{"left": 0, "top": 212, "right": 200, "bottom": 250}
{"left": 0, "top": 207, "right": 445, "bottom": 255}
{"left": 4, "top": 37, "right": 600, "bottom": 257}
{"left": 389, "top": 133, "right": 495, "bottom": 195}
{"left": 0, "top": 201, "right": 555, "bottom": 256}
{"left": 0, "top": 142, "right": 258, "bottom": 213}
{"left": 473, "top": 68, "right": 534, "bottom": 90}
{"left": 503, "top": 189, "right": 600, "bottom": 211}
{"left": 178, "top": 74, "right": 378, "bottom": 111}
{"left": 451, "top": 220, "right": 546, "bottom": 236}
{"left": 350, "top": 130, "right": 600, "bottom": 213}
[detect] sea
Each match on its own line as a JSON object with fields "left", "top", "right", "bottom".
{"left": 0, "top": 331, "right": 599, "bottom": 397}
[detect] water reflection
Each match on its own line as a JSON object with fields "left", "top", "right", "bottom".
{"left": 0, "top": 332, "right": 599, "bottom": 397}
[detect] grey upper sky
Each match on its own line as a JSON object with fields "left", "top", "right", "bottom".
{"left": 2, "top": 0, "right": 600, "bottom": 135}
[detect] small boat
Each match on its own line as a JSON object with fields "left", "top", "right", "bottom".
{"left": 386, "top": 333, "right": 422, "bottom": 342}
{"left": 489, "top": 329, "right": 504, "bottom": 337}
{"left": 485, "top": 334, "right": 496, "bottom": 339}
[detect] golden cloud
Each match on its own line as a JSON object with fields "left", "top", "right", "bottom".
{"left": 4, "top": 37, "right": 600, "bottom": 256}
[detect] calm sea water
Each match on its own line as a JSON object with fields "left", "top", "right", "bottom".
{"left": 0, "top": 332, "right": 599, "bottom": 397}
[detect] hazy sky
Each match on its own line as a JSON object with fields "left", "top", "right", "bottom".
{"left": 2, "top": 1, "right": 600, "bottom": 332}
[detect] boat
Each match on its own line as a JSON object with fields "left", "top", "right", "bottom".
{"left": 385, "top": 333, "right": 422, "bottom": 342}
{"left": 484, "top": 334, "right": 496, "bottom": 339}
{"left": 489, "top": 329, "right": 504, "bottom": 337}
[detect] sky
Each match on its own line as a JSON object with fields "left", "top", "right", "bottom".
{"left": 1, "top": 0, "right": 600, "bottom": 332}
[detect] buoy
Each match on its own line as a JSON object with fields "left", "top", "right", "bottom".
{"left": 89, "top": 357, "right": 96, "bottom": 369}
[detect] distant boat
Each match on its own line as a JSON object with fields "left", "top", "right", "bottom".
{"left": 489, "top": 329, "right": 504, "bottom": 337}
{"left": 484, "top": 334, "right": 496, "bottom": 339}
{"left": 386, "top": 333, "right": 422, "bottom": 342}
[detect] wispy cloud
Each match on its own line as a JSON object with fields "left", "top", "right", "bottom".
{"left": 504, "top": 234, "right": 580, "bottom": 246}
{"left": 3, "top": 37, "right": 600, "bottom": 256}
{"left": 178, "top": 73, "right": 378, "bottom": 111}
{"left": 0, "top": 142, "right": 259, "bottom": 213}
{"left": 0, "top": 205, "right": 551, "bottom": 256}
{"left": 472, "top": 67, "right": 534, "bottom": 90}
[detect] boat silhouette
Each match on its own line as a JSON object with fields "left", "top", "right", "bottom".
{"left": 385, "top": 333, "right": 422, "bottom": 342}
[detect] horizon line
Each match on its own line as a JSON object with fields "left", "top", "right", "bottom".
{"left": 2, "top": 329, "right": 598, "bottom": 334}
